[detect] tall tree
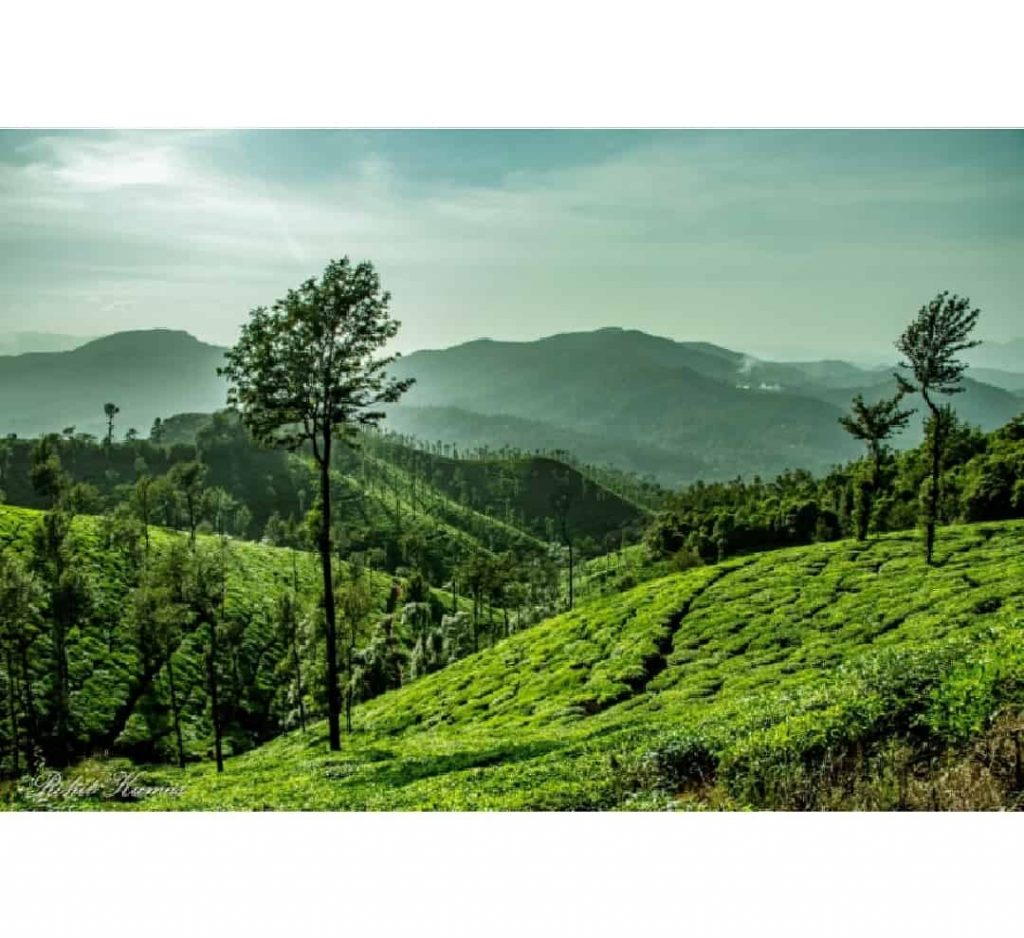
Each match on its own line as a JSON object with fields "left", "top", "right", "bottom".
{"left": 183, "top": 541, "right": 230, "bottom": 772}
{"left": 103, "top": 402, "right": 120, "bottom": 447}
{"left": 131, "top": 471, "right": 154, "bottom": 555}
{"left": 30, "top": 501, "right": 92, "bottom": 767}
{"left": 221, "top": 257, "right": 412, "bottom": 751}
{"left": 895, "top": 291, "right": 981, "bottom": 563}
{"left": 0, "top": 552, "right": 45, "bottom": 775}
{"left": 551, "top": 472, "right": 575, "bottom": 610}
{"left": 169, "top": 461, "right": 208, "bottom": 546}
{"left": 838, "top": 392, "right": 914, "bottom": 539}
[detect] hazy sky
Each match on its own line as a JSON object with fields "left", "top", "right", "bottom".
{"left": 0, "top": 129, "right": 1020, "bottom": 360}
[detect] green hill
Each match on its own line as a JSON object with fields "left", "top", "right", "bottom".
{"left": 391, "top": 328, "right": 864, "bottom": 482}
{"left": 0, "top": 330, "right": 227, "bottom": 438}
{"left": 47, "top": 518, "right": 1023, "bottom": 811}
{"left": 0, "top": 504, "right": 421, "bottom": 768}
{"left": 4, "top": 326, "right": 1017, "bottom": 485}
{"left": 362, "top": 434, "right": 649, "bottom": 550}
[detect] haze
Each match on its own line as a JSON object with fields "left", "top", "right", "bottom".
{"left": 0, "top": 129, "right": 1021, "bottom": 360}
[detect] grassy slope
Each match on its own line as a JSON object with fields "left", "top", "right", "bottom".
{"left": 0, "top": 504, "right": 457, "bottom": 766}
{"left": 366, "top": 445, "right": 649, "bottom": 546}
{"left": 82, "top": 519, "right": 1023, "bottom": 811}
{"left": 339, "top": 455, "right": 546, "bottom": 558}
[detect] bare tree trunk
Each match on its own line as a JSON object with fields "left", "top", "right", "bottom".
{"left": 52, "top": 608, "right": 70, "bottom": 766}
{"left": 103, "top": 654, "right": 166, "bottom": 749}
{"left": 319, "top": 437, "right": 342, "bottom": 752}
{"left": 207, "top": 616, "right": 224, "bottom": 773}
{"left": 345, "top": 684, "right": 353, "bottom": 735}
{"left": 292, "top": 636, "right": 307, "bottom": 734}
{"left": 923, "top": 395, "right": 941, "bottom": 565}
{"left": 568, "top": 541, "right": 575, "bottom": 610}
{"left": 166, "top": 653, "right": 186, "bottom": 769}
{"left": 288, "top": 550, "right": 307, "bottom": 733}
{"left": 5, "top": 648, "right": 19, "bottom": 775}
{"left": 19, "top": 645, "right": 38, "bottom": 774}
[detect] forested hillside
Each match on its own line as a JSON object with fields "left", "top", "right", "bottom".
{"left": 0, "top": 414, "right": 650, "bottom": 778}
{"left": 1, "top": 277, "right": 1021, "bottom": 813}
{"left": 5, "top": 326, "right": 1018, "bottom": 485}
{"left": 18, "top": 519, "right": 1022, "bottom": 810}
{"left": 0, "top": 330, "right": 226, "bottom": 438}
{"left": 390, "top": 328, "right": 1022, "bottom": 483}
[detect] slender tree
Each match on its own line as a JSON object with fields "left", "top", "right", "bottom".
{"left": 169, "top": 461, "right": 208, "bottom": 546}
{"left": 103, "top": 402, "right": 120, "bottom": 447}
{"left": 895, "top": 291, "right": 981, "bottom": 563}
{"left": 221, "top": 257, "right": 412, "bottom": 751}
{"left": 182, "top": 541, "right": 230, "bottom": 772}
{"left": 552, "top": 473, "right": 575, "bottom": 610}
{"left": 131, "top": 471, "right": 154, "bottom": 555}
{"left": 0, "top": 552, "right": 45, "bottom": 775}
{"left": 839, "top": 391, "right": 914, "bottom": 539}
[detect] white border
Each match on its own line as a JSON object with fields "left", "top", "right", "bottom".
{"left": 2, "top": 1, "right": 1021, "bottom": 127}
{"left": 3, "top": 2, "right": 1022, "bottom": 932}
{"left": 3, "top": 812, "right": 1022, "bottom": 935}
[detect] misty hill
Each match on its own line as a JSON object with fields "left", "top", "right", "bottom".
{"left": 967, "top": 337, "right": 1024, "bottom": 372}
{"left": 381, "top": 405, "right": 710, "bottom": 482}
{"left": 0, "top": 329, "right": 227, "bottom": 438}
{"left": 390, "top": 328, "right": 860, "bottom": 482}
{"left": 813, "top": 375, "right": 1023, "bottom": 444}
{"left": 969, "top": 367, "right": 1024, "bottom": 392}
{"left": 0, "top": 330, "right": 95, "bottom": 356}
{"left": 390, "top": 328, "right": 1021, "bottom": 483}
{"left": 2, "top": 327, "right": 1019, "bottom": 486}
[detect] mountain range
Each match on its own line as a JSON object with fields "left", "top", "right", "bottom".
{"left": 1, "top": 326, "right": 1020, "bottom": 485}
{"left": 0, "top": 330, "right": 95, "bottom": 356}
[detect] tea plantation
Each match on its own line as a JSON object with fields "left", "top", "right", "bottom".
{"left": 36, "top": 518, "right": 1021, "bottom": 811}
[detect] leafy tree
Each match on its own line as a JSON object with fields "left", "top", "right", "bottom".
{"left": 273, "top": 590, "right": 309, "bottom": 733}
{"left": 896, "top": 291, "right": 981, "bottom": 562}
{"left": 335, "top": 569, "right": 375, "bottom": 733}
{"left": 221, "top": 257, "right": 412, "bottom": 751}
{"left": 169, "top": 461, "right": 208, "bottom": 546}
{"left": 551, "top": 470, "right": 576, "bottom": 609}
{"left": 103, "top": 402, "right": 120, "bottom": 447}
{"left": 838, "top": 392, "right": 914, "bottom": 539}
{"left": 184, "top": 540, "right": 230, "bottom": 772}
{"left": 206, "top": 486, "right": 238, "bottom": 537}
{"left": 352, "top": 615, "right": 406, "bottom": 702}
{"left": 0, "top": 435, "right": 14, "bottom": 503}
{"left": 0, "top": 552, "right": 45, "bottom": 774}
{"left": 32, "top": 503, "right": 92, "bottom": 765}
{"left": 103, "top": 566, "right": 177, "bottom": 751}
{"left": 30, "top": 435, "right": 66, "bottom": 508}
{"left": 131, "top": 472, "right": 155, "bottom": 554}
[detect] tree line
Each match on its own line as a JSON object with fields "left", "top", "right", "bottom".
{"left": 646, "top": 292, "right": 1023, "bottom": 567}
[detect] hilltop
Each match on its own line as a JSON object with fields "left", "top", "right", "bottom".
{"left": 390, "top": 327, "right": 1021, "bottom": 482}
{"left": 4, "top": 326, "right": 1019, "bottom": 484}
{"left": 0, "top": 330, "right": 227, "bottom": 438}
{"left": 0, "top": 331, "right": 95, "bottom": 356}
{"left": 32, "top": 518, "right": 1023, "bottom": 811}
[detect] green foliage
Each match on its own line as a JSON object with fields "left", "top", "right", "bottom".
{"left": 23, "top": 518, "right": 1018, "bottom": 811}
{"left": 645, "top": 412, "right": 1024, "bottom": 565}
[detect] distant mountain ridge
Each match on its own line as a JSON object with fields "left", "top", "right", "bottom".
{"left": 0, "top": 331, "right": 96, "bottom": 356}
{"left": 0, "top": 329, "right": 228, "bottom": 438}
{"left": 1, "top": 326, "right": 1020, "bottom": 485}
{"left": 390, "top": 327, "right": 1022, "bottom": 483}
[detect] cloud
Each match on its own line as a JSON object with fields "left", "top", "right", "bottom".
{"left": 0, "top": 130, "right": 1021, "bottom": 351}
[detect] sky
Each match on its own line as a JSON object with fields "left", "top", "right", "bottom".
{"left": 0, "top": 129, "right": 1021, "bottom": 360}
